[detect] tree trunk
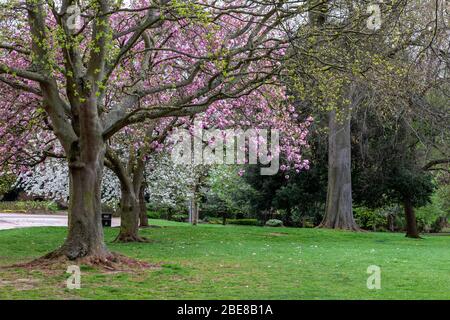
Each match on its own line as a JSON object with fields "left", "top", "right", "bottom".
{"left": 139, "top": 184, "right": 149, "bottom": 227}
{"left": 387, "top": 214, "right": 395, "bottom": 232}
{"left": 45, "top": 143, "right": 111, "bottom": 261}
{"left": 306, "top": 5, "right": 360, "bottom": 231}
{"left": 106, "top": 147, "right": 147, "bottom": 242}
{"left": 65, "top": 161, "right": 108, "bottom": 259}
{"left": 43, "top": 91, "right": 113, "bottom": 261}
{"left": 115, "top": 183, "right": 147, "bottom": 242}
{"left": 404, "top": 198, "right": 420, "bottom": 238}
{"left": 189, "top": 198, "right": 199, "bottom": 225}
{"left": 320, "top": 107, "right": 360, "bottom": 230}
{"left": 194, "top": 200, "right": 199, "bottom": 225}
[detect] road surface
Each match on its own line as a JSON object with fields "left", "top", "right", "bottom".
{"left": 0, "top": 213, "right": 120, "bottom": 230}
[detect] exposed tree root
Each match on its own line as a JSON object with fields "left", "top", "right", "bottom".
{"left": 405, "top": 234, "right": 423, "bottom": 239}
{"left": 139, "top": 225, "right": 162, "bottom": 229}
{"left": 3, "top": 250, "right": 156, "bottom": 273}
{"left": 113, "top": 234, "right": 150, "bottom": 243}
{"left": 317, "top": 222, "right": 363, "bottom": 232}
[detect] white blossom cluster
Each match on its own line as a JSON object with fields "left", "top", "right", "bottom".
{"left": 17, "top": 154, "right": 207, "bottom": 211}
{"left": 146, "top": 153, "right": 197, "bottom": 208}
{"left": 18, "top": 158, "right": 121, "bottom": 208}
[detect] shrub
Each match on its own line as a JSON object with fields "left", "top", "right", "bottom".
{"left": 170, "top": 214, "right": 189, "bottom": 222}
{"left": 265, "top": 219, "right": 283, "bottom": 227}
{"left": 416, "top": 190, "right": 448, "bottom": 232}
{"left": 227, "top": 218, "right": 260, "bottom": 226}
{"left": 0, "top": 201, "right": 59, "bottom": 213}
{"left": 291, "top": 209, "right": 317, "bottom": 228}
{"left": 430, "top": 216, "right": 448, "bottom": 233}
{"left": 0, "top": 174, "right": 16, "bottom": 198}
{"left": 354, "top": 207, "right": 388, "bottom": 231}
{"left": 147, "top": 210, "right": 162, "bottom": 219}
{"left": 206, "top": 217, "right": 223, "bottom": 224}
{"left": 46, "top": 202, "right": 59, "bottom": 212}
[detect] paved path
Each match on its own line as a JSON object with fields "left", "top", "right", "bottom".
{"left": 0, "top": 213, "right": 120, "bottom": 230}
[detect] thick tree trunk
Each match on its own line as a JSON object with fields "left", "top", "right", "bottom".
{"left": 106, "top": 147, "right": 147, "bottom": 242}
{"left": 45, "top": 142, "right": 111, "bottom": 261}
{"left": 39, "top": 149, "right": 147, "bottom": 267}
{"left": 320, "top": 107, "right": 360, "bottom": 230}
{"left": 64, "top": 162, "right": 108, "bottom": 259}
{"left": 115, "top": 183, "right": 147, "bottom": 242}
{"left": 43, "top": 89, "right": 114, "bottom": 261}
{"left": 139, "top": 185, "right": 149, "bottom": 227}
{"left": 404, "top": 198, "right": 420, "bottom": 238}
{"left": 306, "top": 5, "right": 360, "bottom": 231}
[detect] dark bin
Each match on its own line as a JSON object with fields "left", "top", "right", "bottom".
{"left": 102, "top": 213, "right": 112, "bottom": 227}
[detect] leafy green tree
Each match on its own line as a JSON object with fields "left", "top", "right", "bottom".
{"left": 0, "top": 174, "right": 15, "bottom": 199}
{"left": 243, "top": 137, "right": 328, "bottom": 226}
{"left": 286, "top": 0, "right": 449, "bottom": 231}
{"left": 203, "top": 166, "right": 258, "bottom": 223}
{"left": 351, "top": 105, "right": 441, "bottom": 238}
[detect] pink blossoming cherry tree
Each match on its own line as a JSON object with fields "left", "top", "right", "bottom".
{"left": 0, "top": 0, "right": 309, "bottom": 263}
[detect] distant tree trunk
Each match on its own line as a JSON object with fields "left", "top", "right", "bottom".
{"left": 387, "top": 214, "right": 395, "bottom": 232}
{"left": 320, "top": 104, "right": 360, "bottom": 231}
{"left": 404, "top": 198, "right": 420, "bottom": 238}
{"left": 106, "top": 149, "right": 147, "bottom": 242}
{"left": 115, "top": 182, "right": 143, "bottom": 242}
{"left": 189, "top": 197, "right": 199, "bottom": 225}
{"left": 189, "top": 182, "right": 201, "bottom": 225}
{"left": 194, "top": 202, "right": 199, "bottom": 224}
{"left": 188, "top": 201, "right": 192, "bottom": 223}
{"left": 139, "top": 184, "right": 149, "bottom": 227}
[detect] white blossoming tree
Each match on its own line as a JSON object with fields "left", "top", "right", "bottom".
{"left": 19, "top": 159, "right": 121, "bottom": 210}
{"left": 146, "top": 153, "right": 197, "bottom": 213}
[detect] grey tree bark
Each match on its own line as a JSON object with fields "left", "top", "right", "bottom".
{"left": 319, "top": 81, "right": 366, "bottom": 230}
{"left": 189, "top": 197, "right": 199, "bottom": 226}
{"left": 319, "top": 105, "right": 360, "bottom": 230}
{"left": 303, "top": 1, "right": 360, "bottom": 231}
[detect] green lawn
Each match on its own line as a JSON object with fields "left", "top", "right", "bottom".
{"left": 0, "top": 220, "right": 449, "bottom": 299}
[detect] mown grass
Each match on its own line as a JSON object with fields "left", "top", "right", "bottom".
{"left": 0, "top": 219, "right": 449, "bottom": 299}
